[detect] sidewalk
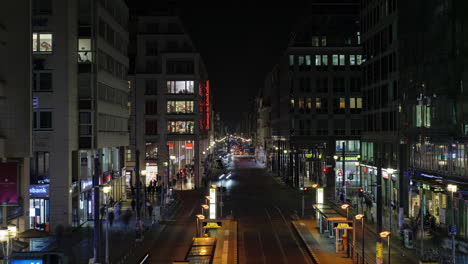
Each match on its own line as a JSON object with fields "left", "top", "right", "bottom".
{"left": 211, "top": 220, "right": 238, "bottom": 264}
{"left": 29, "top": 194, "right": 181, "bottom": 264}
{"left": 292, "top": 219, "right": 352, "bottom": 264}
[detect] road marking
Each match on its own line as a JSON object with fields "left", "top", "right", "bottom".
{"left": 222, "top": 241, "right": 229, "bottom": 264}
{"left": 275, "top": 206, "right": 313, "bottom": 264}
{"left": 265, "top": 208, "right": 289, "bottom": 264}
{"left": 257, "top": 231, "right": 267, "bottom": 264}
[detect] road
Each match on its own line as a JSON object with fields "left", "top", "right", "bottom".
{"left": 214, "top": 156, "right": 313, "bottom": 264}
{"left": 145, "top": 156, "right": 313, "bottom": 264}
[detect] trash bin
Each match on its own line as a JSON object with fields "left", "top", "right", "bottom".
{"left": 404, "top": 229, "right": 414, "bottom": 249}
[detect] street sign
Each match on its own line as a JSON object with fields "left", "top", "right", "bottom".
{"left": 449, "top": 225, "right": 457, "bottom": 236}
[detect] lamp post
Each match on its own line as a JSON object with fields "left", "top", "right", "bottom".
{"left": 355, "top": 162, "right": 360, "bottom": 213}
{"left": 169, "top": 155, "right": 178, "bottom": 191}
{"left": 201, "top": 204, "right": 209, "bottom": 218}
{"left": 196, "top": 214, "right": 205, "bottom": 237}
{"left": 380, "top": 231, "right": 391, "bottom": 264}
{"left": 103, "top": 185, "right": 112, "bottom": 264}
{"left": 341, "top": 203, "right": 350, "bottom": 219}
{"left": 356, "top": 214, "right": 365, "bottom": 264}
{"left": 0, "top": 224, "right": 17, "bottom": 264}
{"left": 205, "top": 196, "right": 211, "bottom": 205}
{"left": 334, "top": 155, "right": 339, "bottom": 200}
{"left": 448, "top": 184, "right": 457, "bottom": 264}
{"left": 386, "top": 168, "right": 394, "bottom": 234}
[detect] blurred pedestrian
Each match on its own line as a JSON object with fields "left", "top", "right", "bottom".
{"left": 108, "top": 210, "right": 114, "bottom": 227}
{"left": 131, "top": 199, "right": 136, "bottom": 211}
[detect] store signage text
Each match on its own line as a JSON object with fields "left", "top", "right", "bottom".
{"left": 81, "top": 180, "right": 93, "bottom": 191}
{"left": 29, "top": 184, "right": 49, "bottom": 196}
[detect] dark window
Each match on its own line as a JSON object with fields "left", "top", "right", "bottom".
{"left": 33, "top": 0, "right": 52, "bottom": 14}
{"left": 145, "top": 101, "right": 157, "bottom": 115}
{"left": 39, "top": 111, "right": 52, "bottom": 129}
{"left": 145, "top": 80, "right": 158, "bottom": 95}
{"left": 30, "top": 151, "right": 50, "bottom": 184}
{"left": 145, "top": 120, "right": 158, "bottom": 135}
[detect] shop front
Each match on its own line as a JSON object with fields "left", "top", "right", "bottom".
{"left": 79, "top": 179, "right": 93, "bottom": 224}
{"left": 29, "top": 184, "right": 50, "bottom": 231}
{"left": 145, "top": 162, "right": 159, "bottom": 186}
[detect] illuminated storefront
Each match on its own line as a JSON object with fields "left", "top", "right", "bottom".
{"left": 29, "top": 184, "right": 50, "bottom": 231}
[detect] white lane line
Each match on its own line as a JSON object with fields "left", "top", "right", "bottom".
{"left": 257, "top": 231, "right": 267, "bottom": 264}
{"left": 275, "top": 206, "right": 313, "bottom": 264}
{"left": 265, "top": 208, "right": 289, "bottom": 264}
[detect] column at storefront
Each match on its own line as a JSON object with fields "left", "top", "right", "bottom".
{"left": 29, "top": 184, "right": 50, "bottom": 231}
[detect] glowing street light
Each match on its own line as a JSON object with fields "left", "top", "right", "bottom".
{"left": 341, "top": 203, "right": 350, "bottom": 219}
{"left": 355, "top": 214, "right": 365, "bottom": 264}
{"left": 380, "top": 231, "right": 391, "bottom": 264}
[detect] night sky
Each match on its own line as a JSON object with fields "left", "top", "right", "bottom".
{"left": 129, "top": 0, "right": 309, "bottom": 128}
{"left": 176, "top": 0, "right": 309, "bottom": 128}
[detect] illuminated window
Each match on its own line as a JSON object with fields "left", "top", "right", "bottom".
{"left": 298, "top": 56, "right": 304, "bottom": 66}
{"left": 167, "top": 101, "right": 194, "bottom": 114}
{"left": 306, "top": 98, "right": 312, "bottom": 109}
{"left": 78, "top": 38, "right": 92, "bottom": 63}
{"left": 33, "top": 33, "right": 53, "bottom": 53}
{"left": 332, "top": 55, "right": 339, "bottom": 65}
{"left": 312, "top": 36, "right": 320, "bottom": 47}
{"left": 357, "top": 55, "right": 362, "bottom": 65}
{"left": 350, "top": 55, "right": 356, "bottom": 65}
{"left": 339, "top": 98, "right": 346, "bottom": 109}
{"left": 322, "top": 55, "right": 328, "bottom": 65}
{"left": 357, "top": 98, "right": 362, "bottom": 108}
{"left": 305, "top": 55, "right": 311, "bottom": 66}
{"left": 315, "top": 98, "right": 321, "bottom": 109}
{"left": 298, "top": 98, "right": 305, "bottom": 109}
{"left": 315, "top": 55, "right": 321, "bottom": 66}
{"left": 166, "top": 80, "right": 194, "bottom": 94}
{"left": 339, "top": 55, "right": 345, "bottom": 65}
{"left": 289, "top": 55, "right": 294, "bottom": 66}
{"left": 290, "top": 99, "right": 295, "bottom": 109}
{"left": 167, "top": 121, "right": 195, "bottom": 134}
{"left": 321, "top": 36, "right": 327, "bottom": 46}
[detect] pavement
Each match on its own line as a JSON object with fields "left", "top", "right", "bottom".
{"left": 211, "top": 220, "right": 238, "bottom": 264}
{"left": 269, "top": 170, "right": 468, "bottom": 264}
{"left": 10, "top": 192, "right": 182, "bottom": 264}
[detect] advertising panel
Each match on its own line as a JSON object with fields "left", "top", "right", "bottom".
{"left": 0, "top": 162, "right": 18, "bottom": 204}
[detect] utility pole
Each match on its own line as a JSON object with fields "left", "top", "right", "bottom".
{"left": 376, "top": 155, "right": 383, "bottom": 264}
{"left": 135, "top": 150, "right": 142, "bottom": 241}
{"left": 342, "top": 142, "right": 346, "bottom": 201}
{"left": 93, "top": 155, "right": 101, "bottom": 263}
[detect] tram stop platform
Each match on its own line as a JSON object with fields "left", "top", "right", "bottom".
{"left": 173, "top": 220, "right": 237, "bottom": 264}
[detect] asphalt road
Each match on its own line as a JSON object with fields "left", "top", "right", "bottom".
{"left": 145, "top": 156, "right": 313, "bottom": 264}
{"left": 215, "top": 156, "right": 313, "bottom": 264}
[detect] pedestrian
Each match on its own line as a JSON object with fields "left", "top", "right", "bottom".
{"left": 108, "top": 210, "right": 114, "bottom": 227}
{"left": 148, "top": 205, "right": 153, "bottom": 220}
{"left": 122, "top": 209, "right": 132, "bottom": 228}
{"left": 131, "top": 199, "right": 136, "bottom": 212}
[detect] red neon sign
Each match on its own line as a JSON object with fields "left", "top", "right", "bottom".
{"left": 199, "top": 80, "right": 210, "bottom": 130}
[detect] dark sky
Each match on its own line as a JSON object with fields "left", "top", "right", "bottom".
{"left": 175, "top": 1, "right": 309, "bottom": 128}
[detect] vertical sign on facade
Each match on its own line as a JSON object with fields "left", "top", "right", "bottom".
{"left": 317, "top": 187, "right": 324, "bottom": 204}
{"left": 0, "top": 163, "right": 18, "bottom": 204}
{"left": 209, "top": 187, "right": 216, "bottom": 219}
{"left": 199, "top": 80, "right": 211, "bottom": 130}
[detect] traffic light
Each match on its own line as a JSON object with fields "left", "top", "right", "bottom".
{"left": 303, "top": 187, "right": 309, "bottom": 191}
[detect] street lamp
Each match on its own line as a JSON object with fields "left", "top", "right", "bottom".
{"left": 201, "top": 204, "right": 209, "bottom": 217}
{"left": 205, "top": 196, "right": 211, "bottom": 205}
{"left": 333, "top": 155, "right": 338, "bottom": 160}
{"left": 341, "top": 203, "right": 350, "bottom": 219}
{"left": 355, "top": 214, "right": 365, "bottom": 264}
{"left": 448, "top": 184, "right": 458, "bottom": 264}
{"left": 379, "top": 231, "right": 391, "bottom": 264}
{"left": 196, "top": 214, "right": 205, "bottom": 237}
{"left": 103, "top": 185, "right": 112, "bottom": 264}
{"left": 0, "top": 225, "right": 17, "bottom": 264}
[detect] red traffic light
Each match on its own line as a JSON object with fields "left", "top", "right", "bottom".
{"left": 304, "top": 187, "right": 309, "bottom": 191}
{"left": 359, "top": 188, "right": 364, "bottom": 192}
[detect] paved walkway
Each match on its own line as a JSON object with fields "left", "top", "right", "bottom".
{"left": 292, "top": 219, "right": 353, "bottom": 264}
{"left": 212, "top": 220, "right": 238, "bottom": 264}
